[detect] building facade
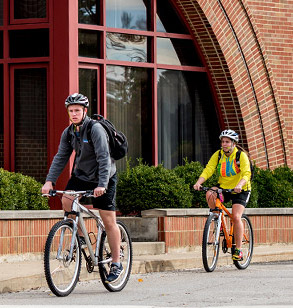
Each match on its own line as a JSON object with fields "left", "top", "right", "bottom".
{"left": 1, "top": 0, "right": 292, "bottom": 197}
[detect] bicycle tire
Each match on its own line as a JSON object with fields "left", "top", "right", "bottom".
{"left": 233, "top": 214, "right": 254, "bottom": 270}
{"left": 202, "top": 214, "right": 221, "bottom": 272}
{"left": 44, "top": 220, "right": 82, "bottom": 297}
{"left": 98, "top": 221, "right": 132, "bottom": 292}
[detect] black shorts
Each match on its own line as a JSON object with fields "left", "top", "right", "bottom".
{"left": 65, "top": 173, "right": 117, "bottom": 211}
{"left": 218, "top": 186, "right": 251, "bottom": 207}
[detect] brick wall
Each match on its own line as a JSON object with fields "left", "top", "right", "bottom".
{"left": 0, "top": 210, "right": 292, "bottom": 256}
{"left": 0, "top": 215, "right": 98, "bottom": 255}
{"left": 174, "top": 0, "right": 293, "bottom": 169}
{"left": 158, "top": 214, "right": 293, "bottom": 252}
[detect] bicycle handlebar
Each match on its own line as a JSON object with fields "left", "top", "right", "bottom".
{"left": 200, "top": 187, "right": 235, "bottom": 193}
{"left": 42, "top": 189, "right": 94, "bottom": 198}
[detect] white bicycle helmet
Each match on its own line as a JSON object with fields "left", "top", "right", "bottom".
{"left": 219, "top": 129, "right": 239, "bottom": 143}
{"left": 65, "top": 93, "right": 89, "bottom": 108}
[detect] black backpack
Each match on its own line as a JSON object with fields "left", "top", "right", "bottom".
{"left": 67, "top": 114, "right": 128, "bottom": 160}
{"left": 217, "top": 149, "right": 254, "bottom": 181}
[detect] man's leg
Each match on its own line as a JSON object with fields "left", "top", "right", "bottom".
{"left": 62, "top": 195, "right": 84, "bottom": 238}
{"left": 99, "top": 209, "right": 121, "bottom": 263}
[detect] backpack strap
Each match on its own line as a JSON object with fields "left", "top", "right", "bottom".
{"left": 66, "top": 124, "right": 73, "bottom": 145}
{"left": 86, "top": 119, "right": 95, "bottom": 146}
{"left": 217, "top": 149, "right": 222, "bottom": 164}
{"left": 235, "top": 149, "right": 242, "bottom": 167}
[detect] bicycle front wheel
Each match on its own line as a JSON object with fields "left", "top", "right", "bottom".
{"left": 98, "top": 221, "right": 132, "bottom": 292}
{"left": 233, "top": 214, "right": 254, "bottom": 270}
{"left": 202, "top": 214, "right": 220, "bottom": 272}
{"left": 44, "top": 221, "right": 82, "bottom": 297}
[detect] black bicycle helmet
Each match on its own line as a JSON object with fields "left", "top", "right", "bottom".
{"left": 65, "top": 93, "right": 89, "bottom": 108}
{"left": 219, "top": 129, "right": 239, "bottom": 143}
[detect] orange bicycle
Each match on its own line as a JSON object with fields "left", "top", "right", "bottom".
{"left": 200, "top": 187, "right": 253, "bottom": 272}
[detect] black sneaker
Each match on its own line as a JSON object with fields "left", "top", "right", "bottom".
{"left": 79, "top": 236, "right": 87, "bottom": 249}
{"left": 105, "top": 263, "right": 124, "bottom": 283}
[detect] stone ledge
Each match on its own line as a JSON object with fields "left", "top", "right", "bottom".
{"left": 0, "top": 207, "right": 292, "bottom": 219}
{"left": 141, "top": 208, "right": 293, "bottom": 217}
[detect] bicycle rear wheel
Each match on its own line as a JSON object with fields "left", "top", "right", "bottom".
{"left": 202, "top": 214, "right": 220, "bottom": 272}
{"left": 233, "top": 214, "right": 253, "bottom": 270}
{"left": 44, "top": 221, "right": 82, "bottom": 297}
{"left": 98, "top": 221, "right": 132, "bottom": 292}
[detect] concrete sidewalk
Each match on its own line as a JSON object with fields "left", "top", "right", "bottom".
{"left": 0, "top": 243, "right": 292, "bottom": 293}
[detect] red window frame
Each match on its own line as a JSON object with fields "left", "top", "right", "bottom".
{"left": 7, "top": 63, "right": 49, "bottom": 171}
{"left": 10, "top": 0, "right": 49, "bottom": 25}
{"left": 77, "top": 0, "right": 222, "bottom": 166}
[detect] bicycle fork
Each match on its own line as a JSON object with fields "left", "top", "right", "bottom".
{"left": 209, "top": 210, "right": 223, "bottom": 246}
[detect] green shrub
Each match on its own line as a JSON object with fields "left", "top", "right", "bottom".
{"left": 272, "top": 166, "right": 293, "bottom": 184}
{"left": 0, "top": 168, "right": 49, "bottom": 210}
{"left": 253, "top": 167, "right": 293, "bottom": 208}
{"left": 173, "top": 159, "right": 218, "bottom": 208}
{"left": 117, "top": 160, "right": 192, "bottom": 215}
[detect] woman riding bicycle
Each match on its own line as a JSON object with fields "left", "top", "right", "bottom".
{"left": 193, "top": 129, "right": 252, "bottom": 261}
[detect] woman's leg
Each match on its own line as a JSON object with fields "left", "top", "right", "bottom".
{"left": 232, "top": 203, "right": 245, "bottom": 248}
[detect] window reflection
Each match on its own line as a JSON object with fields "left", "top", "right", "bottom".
{"left": 79, "top": 69, "right": 98, "bottom": 115}
{"left": 157, "top": 38, "right": 202, "bottom": 67}
{"left": 14, "top": 0, "right": 46, "bottom": 19}
{"left": 156, "top": 0, "right": 188, "bottom": 34}
{"left": 107, "top": 65, "right": 152, "bottom": 170}
{"left": 106, "top": 32, "right": 148, "bottom": 62}
{"left": 79, "top": 29, "right": 100, "bottom": 58}
{"left": 106, "top": 0, "right": 148, "bottom": 30}
{"left": 157, "top": 70, "right": 220, "bottom": 168}
{"left": 78, "top": 0, "right": 99, "bottom": 25}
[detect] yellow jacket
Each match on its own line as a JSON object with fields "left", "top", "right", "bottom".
{"left": 200, "top": 147, "right": 251, "bottom": 191}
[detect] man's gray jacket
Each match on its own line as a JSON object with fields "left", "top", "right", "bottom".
{"left": 46, "top": 116, "right": 116, "bottom": 188}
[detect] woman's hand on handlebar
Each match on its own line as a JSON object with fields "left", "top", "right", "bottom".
{"left": 193, "top": 182, "right": 202, "bottom": 191}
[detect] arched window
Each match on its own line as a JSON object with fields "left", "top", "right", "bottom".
{"left": 78, "top": 0, "right": 220, "bottom": 169}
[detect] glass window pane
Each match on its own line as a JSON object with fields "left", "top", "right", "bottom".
{"left": 106, "top": 0, "right": 149, "bottom": 30}
{"left": 14, "top": 68, "right": 47, "bottom": 182}
{"left": 156, "top": 0, "right": 188, "bottom": 34}
{"left": 9, "top": 29, "right": 49, "bottom": 58}
{"left": 157, "top": 38, "right": 202, "bottom": 66}
{"left": 107, "top": 65, "right": 152, "bottom": 170}
{"left": 79, "top": 68, "right": 98, "bottom": 115}
{"left": 0, "top": 65, "right": 3, "bottom": 168}
{"left": 14, "top": 0, "right": 46, "bottom": 19}
{"left": 0, "top": 31, "right": 3, "bottom": 58}
{"left": 0, "top": 0, "right": 3, "bottom": 25}
{"left": 78, "top": 0, "right": 100, "bottom": 25}
{"left": 79, "top": 29, "right": 100, "bottom": 58}
{"left": 106, "top": 32, "right": 148, "bottom": 62}
{"left": 157, "top": 70, "right": 220, "bottom": 168}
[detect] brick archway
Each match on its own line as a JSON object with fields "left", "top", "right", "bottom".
{"left": 173, "top": 0, "right": 289, "bottom": 169}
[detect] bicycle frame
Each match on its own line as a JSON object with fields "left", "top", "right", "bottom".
{"left": 57, "top": 192, "right": 111, "bottom": 267}
{"left": 211, "top": 197, "right": 234, "bottom": 249}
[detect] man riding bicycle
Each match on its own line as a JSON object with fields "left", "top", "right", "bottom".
{"left": 41, "top": 93, "right": 123, "bottom": 283}
{"left": 193, "top": 129, "right": 252, "bottom": 261}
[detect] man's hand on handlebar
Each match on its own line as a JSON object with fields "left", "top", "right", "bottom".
{"left": 94, "top": 187, "right": 106, "bottom": 198}
{"left": 41, "top": 181, "right": 53, "bottom": 195}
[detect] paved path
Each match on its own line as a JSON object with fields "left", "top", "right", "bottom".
{"left": 0, "top": 243, "right": 293, "bottom": 293}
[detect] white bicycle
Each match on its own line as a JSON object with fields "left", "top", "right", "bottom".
{"left": 42, "top": 190, "right": 132, "bottom": 297}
